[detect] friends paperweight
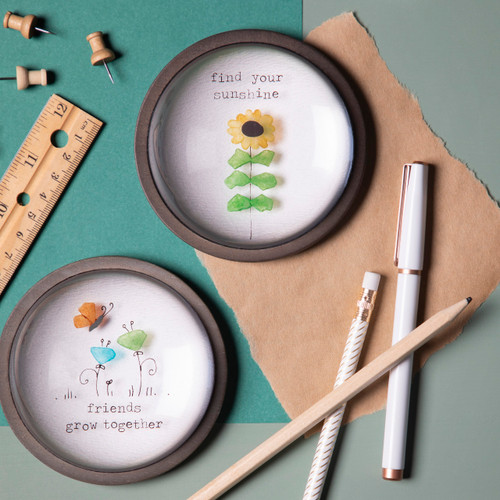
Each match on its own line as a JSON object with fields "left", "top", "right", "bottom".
{"left": 0, "top": 257, "right": 227, "bottom": 484}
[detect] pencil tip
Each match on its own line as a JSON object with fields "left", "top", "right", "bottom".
{"left": 466, "top": 297, "right": 472, "bottom": 304}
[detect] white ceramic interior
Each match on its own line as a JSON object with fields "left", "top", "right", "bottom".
{"left": 9, "top": 270, "right": 215, "bottom": 471}
{"left": 148, "top": 44, "right": 354, "bottom": 248}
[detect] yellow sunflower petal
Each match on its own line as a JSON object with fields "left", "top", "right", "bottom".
{"left": 232, "top": 132, "right": 245, "bottom": 144}
{"left": 227, "top": 127, "right": 242, "bottom": 136}
{"left": 257, "top": 137, "right": 268, "bottom": 148}
{"left": 260, "top": 115, "right": 274, "bottom": 126}
{"left": 264, "top": 125, "right": 275, "bottom": 136}
{"left": 241, "top": 137, "right": 251, "bottom": 150}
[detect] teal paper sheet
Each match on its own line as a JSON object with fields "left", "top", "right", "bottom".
{"left": 0, "top": 0, "right": 302, "bottom": 426}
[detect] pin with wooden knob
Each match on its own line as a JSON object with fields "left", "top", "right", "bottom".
{"left": 0, "top": 66, "right": 48, "bottom": 90}
{"left": 87, "top": 31, "right": 116, "bottom": 84}
{"left": 3, "top": 11, "right": 55, "bottom": 38}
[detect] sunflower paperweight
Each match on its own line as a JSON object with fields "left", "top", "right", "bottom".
{"left": 0, "top": 257, "right": 227, "bottom": 484}
{"left": 135, "top": 30, "right": 368, "bottom": 261}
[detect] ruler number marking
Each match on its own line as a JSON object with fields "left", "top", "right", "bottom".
{"left": 24, "top": 152, "right": 39, "bottom": 168}
{"left": 53, "top": 102, "right": 68, "bottom": 118}
{"left": 0, "top": 202, "right": 8, "bottom": 218}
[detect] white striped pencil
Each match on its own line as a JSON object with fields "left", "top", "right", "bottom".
{"left": 303, "top": 272, "right": 380, "bottom": 500}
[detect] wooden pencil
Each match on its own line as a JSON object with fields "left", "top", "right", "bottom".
{"left": 189, "top": 297, "right": 471, "bottom": 500}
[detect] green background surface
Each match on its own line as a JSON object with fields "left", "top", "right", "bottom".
{"left": 1, "top": 1, "right": 499, "bottom": 499}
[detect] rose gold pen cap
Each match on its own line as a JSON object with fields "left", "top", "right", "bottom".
{"left": 382, "top": 468, "right": 403, "bottom": 481}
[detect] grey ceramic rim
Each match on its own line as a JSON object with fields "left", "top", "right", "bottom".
{"left": 135, "top": 29, "right": 368, "bottom": 262}
{"left": 0, "top": 256, "right": 227, "bottom": 485}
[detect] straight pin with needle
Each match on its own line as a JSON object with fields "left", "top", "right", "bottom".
{"left": 3, "top": 11, "right": 55, "bottom": 38}
{"left": 103, "top": 61, "right": 114, "bottom": 84}
{"left": 0, "top": 66, "right": 48, "bottom": 90}
{"left": 87, "top": 31, "right": 116, "bottom": 84}
{"left": 33, "top": 26, "right": 54, "bottom": 35}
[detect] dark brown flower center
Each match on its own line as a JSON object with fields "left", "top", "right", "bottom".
{"left": 241, "top": 120, "right": 264, "bottom": 137}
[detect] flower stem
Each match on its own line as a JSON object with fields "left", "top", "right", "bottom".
{"left": 135, "top": 351, "right": 143, "bottom": 396}
{"left": 249, "top": 147, "right": 253, "bottom": 240}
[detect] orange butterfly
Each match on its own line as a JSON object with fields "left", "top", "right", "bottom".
{"left": 73, "top": 302, "right": 113, "bottom": 331}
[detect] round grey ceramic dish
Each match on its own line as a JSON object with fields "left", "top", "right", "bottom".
{"left": 0, "top": 256, "right": 227, "bottom": 485}
{"left": 135, "top": 30, "right": 368, "bottom": 262}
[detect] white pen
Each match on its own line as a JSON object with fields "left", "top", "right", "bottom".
{"left": 382, "top": 162, "right": 428, "bottom": 480}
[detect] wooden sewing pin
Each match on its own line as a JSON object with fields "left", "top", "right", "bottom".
{"left": 3, "top": 11, "right": 55, "bottom": 38}
{"left": 87, "top": 31, "right": 116, "bottom": 84}
{"left": 0, "top": 66, "right": 48, "bottom": 90}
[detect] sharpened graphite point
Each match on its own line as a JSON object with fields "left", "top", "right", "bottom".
{"left": 87, "top": 31, "right": 116, "bottom": 84}
{"left": 3, "top": 11, "right": 55, "bottom": 38}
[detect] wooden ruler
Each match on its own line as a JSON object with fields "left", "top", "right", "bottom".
{"left": 0, "top": 94, "right": 102, "bottom": 295}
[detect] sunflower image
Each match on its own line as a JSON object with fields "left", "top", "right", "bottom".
{"left": 225, "top": 109, "right": 278, "bottom": 238}
{"left": 227, "top": 109, "right": 275, "bottom": 150}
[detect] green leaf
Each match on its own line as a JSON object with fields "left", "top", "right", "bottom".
{"left": 228, "top": 149, "right": 251, "bottom": 169}
{"left": 227, "top": 194, "right": 251, "bottom": 212}
{"left": 252, "top": 150, "right": 275, "bottom": 166}
{"left": 251, "top": 195, "right": 273, "bottom": 212}
{"left": 251, "top": 173, "right": 277, "bottom": 190}
{"left": 225, "top": 171, "right": 250, "bottom": 188}
{"left": 228, "top": 149, "right": 275, "bottom": 168}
